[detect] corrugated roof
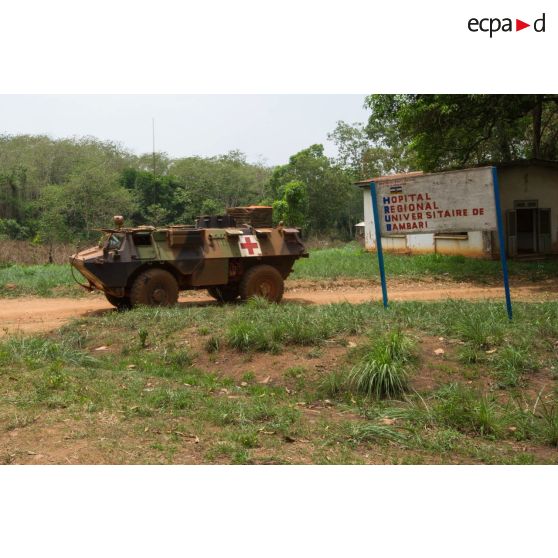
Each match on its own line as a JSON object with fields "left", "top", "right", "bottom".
{"left": 355, "top": 159, "right": 558, "bottom": 187}
{"left": 355, "top": 171, "right": 423, "bottom": 187}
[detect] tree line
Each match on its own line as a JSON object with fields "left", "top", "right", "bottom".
{"left": 0, "top": 135, "right": 363, "bottom": 246}
{"left": 1, "top": 94, "right": 555, "bottom": 247}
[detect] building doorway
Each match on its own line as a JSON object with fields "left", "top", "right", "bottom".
{"left": 516, "top": 207, "right": 536, "bottom": 253}
{"left": 506, "top": 201, "right": 551, "bottom": 257}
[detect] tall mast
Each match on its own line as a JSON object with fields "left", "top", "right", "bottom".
{"left": 152, "top": 117, "right": 156, "bottom": 176}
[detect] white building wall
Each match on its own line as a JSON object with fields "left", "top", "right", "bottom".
{"left": 407, "top": 234, "right": 435, "bottom": 253}
{"left": 495, "top": 165, "right": 558, "bottom": 255}
{"left": 435, "top": 231, "right": 489, "bottom": 257}
{"left": 357, "top": 166, "right": 556, "bottom": 259}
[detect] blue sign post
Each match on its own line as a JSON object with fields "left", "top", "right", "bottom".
{"left": 370, "top": 181, "right": 388, "bottom": 308}
{"left": 370, "top": 169, "right": 512, "bottom": 319}
{"left": 491, "top": 166, "right": 513, "bottom": 320}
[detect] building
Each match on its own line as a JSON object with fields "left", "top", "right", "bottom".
{"left": 356, "top": 159, "right": 558, "bottom": 259}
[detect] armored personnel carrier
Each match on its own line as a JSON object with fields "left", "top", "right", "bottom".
{"left": 69, "top": 206, "right": 307, "bottom": 308}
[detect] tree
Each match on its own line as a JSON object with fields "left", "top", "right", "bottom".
{"left": 272, "top": 180, "right": 308, "bottom": 228}
{"left": 200, "top": 199, "right": 223, "bottom": 216}
{"left": 169, "top": 151, "right": 271, "bottom": 223}
{"left": 120, "top": 169, "right": 182, "bottom": 225}
{"left": 0, "top": 218, "right": 29, "bottom": 240}
{"left": 0, "top": 166, "right": 27, "bottom": 221}
{"left": 365, "top": 94, "right": 558, "bottom": 172}
{"left": 0, "top": 135, "right": 135, "bottom": 239}
{"left": 35, "top": 186, "right": 72, "bottom": 255}
{"left": 267, "top": 144, "right": 358, "bottom": 237}
{"left": 328, "top": 120, "right": 411, "bottom": 178}
{"left": 38, "top": 165, "right": 135, "bottom": 241}
{"left": 135, "top": 152, "right": 172, "bottom": 176}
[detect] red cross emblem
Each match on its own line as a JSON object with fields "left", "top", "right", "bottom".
{"left": 239, "top": 235, "right": 261, "bottom": 256}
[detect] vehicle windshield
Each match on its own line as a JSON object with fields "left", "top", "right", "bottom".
{"left": 106, "top": 233, "right": 124, "bottom": 250}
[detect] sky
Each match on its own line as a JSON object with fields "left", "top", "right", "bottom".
{"left": 0, "top": 95, "right": 369, "bottom": 166}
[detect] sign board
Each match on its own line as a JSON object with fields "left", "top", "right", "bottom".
{"left": 369, "top": 166, "right": 512, "bottom": 319}
{"left": 375, "top": 166, "right": 496, "bottom": 235}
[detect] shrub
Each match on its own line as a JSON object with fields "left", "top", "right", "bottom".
{"left": 346, "top": 331, "right": 414, "bottom": 399}
{"left": 163, "top": 348, "right": 192, "bottom": 368}
{"left": 204, "top": 336, "right": 221, "bottom": 353}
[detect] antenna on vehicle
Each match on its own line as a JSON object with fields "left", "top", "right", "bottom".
{"left": 152, "top": 117, "right": 156, "bottom": 176}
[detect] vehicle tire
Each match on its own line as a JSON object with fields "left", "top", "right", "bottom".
{"left": 239, "top": 265, "right": 284, "bottom": 303}
{"left": 129, "top": 268, "right": 179, "bottom": 307}
{"left": 207, "top": 285, "right": 239, "bottom": 303}
{"left": 105, "top": 292, "right": 132, "bottom": 310}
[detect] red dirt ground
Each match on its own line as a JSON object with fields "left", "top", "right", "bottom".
{"left": 1, "top": 278, "right": 557, "bottom": 336}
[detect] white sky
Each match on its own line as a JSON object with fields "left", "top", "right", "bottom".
{"left": 0, "top": 95, "right": 369, "bottom": 166}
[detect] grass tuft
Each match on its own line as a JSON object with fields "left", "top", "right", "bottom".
{"left": 0, "top": 336, "right": 98, "bottom": 368}
{"left": 431, "top": 384, "right": 500, "bottom": 437}
{"left": 494, "top": 345, "right": 538, "bottom": 388}
{"left": 537, "top": 400, "right": 558, "bottom": 447}
{"left": 346, "top": 331, "right": 414, "bottom": 399}
{"left": 348, "top": 422, "right": 408, "bottom": 445}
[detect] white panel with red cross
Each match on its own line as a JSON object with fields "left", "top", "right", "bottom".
{"left": 238, "top": 235, "right": 262, "bottom": 257}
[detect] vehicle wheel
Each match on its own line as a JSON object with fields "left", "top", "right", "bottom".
{"left": 105, "top": 292, "right": 132, "bottom": 310}
{"left": 239, "top": 265, "right": 284, "bottom": 303}
{"left": 130, "top": 268, "right": 179, "bottom": 307}
{"left": 207, "top": 285, "right": 239, "bottom": 303}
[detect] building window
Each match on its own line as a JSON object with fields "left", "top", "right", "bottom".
{"left": 514, "top": 200, "right": 538, "bottom": 209}
{"left": 434, "top": 232, "right": 469, "bottom": 240}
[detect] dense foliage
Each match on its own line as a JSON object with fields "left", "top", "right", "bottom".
{"left": 365, "top": 94, "right": 558, "bottom": 171}
{"left": 0, "top": 136, "right": 364, "bottom": 244}
{"left": 267, "top": 144, "right": 362, "bottom": 237}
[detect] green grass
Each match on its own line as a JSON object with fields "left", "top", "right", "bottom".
{"left": 62, "top": 297, "right": 557, "bottom": 361}
{"left": 537, "top": 400, "right": 558, "bottom": 447}
{"left": 2, "top": 243, "right": 558, "bottom": 298}
{"left": 0, "top": 263, "right": 78, "bottom": 297}
{"left": 0, "top": 335, "right": 98, "bottom": 368}
{"left": 430, "top": 384, "right": 501, "bottom": 437}
{"left": 493, "top": 345, "right": 538, "bottom": 388}
{"left": 348, "top": 422, "right": 408, "bottom": 445}
{"left": 226, "top": 302, "right": 348, "bottom": 352}
{"left": 345, "top": 331, "right": 414, "bottom": 399}
{"left": 291, "top": 242, "right": 558, "bottom": 281}
{"left": 2, "top": 298, "right": 558, "bottom": 464}
{"left": 339, "top": 383, "right": 558, "bottom": 456}
{"left": 0, "top": 333, "right": 303, "bottom": 462}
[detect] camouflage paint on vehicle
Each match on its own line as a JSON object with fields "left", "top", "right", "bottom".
{"left": 70, "top": 208, "right": 307, "bottom": 306}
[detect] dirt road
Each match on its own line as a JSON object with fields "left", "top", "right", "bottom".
{"left": 1, "top": 278, "right": 557, "bottom": 336}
